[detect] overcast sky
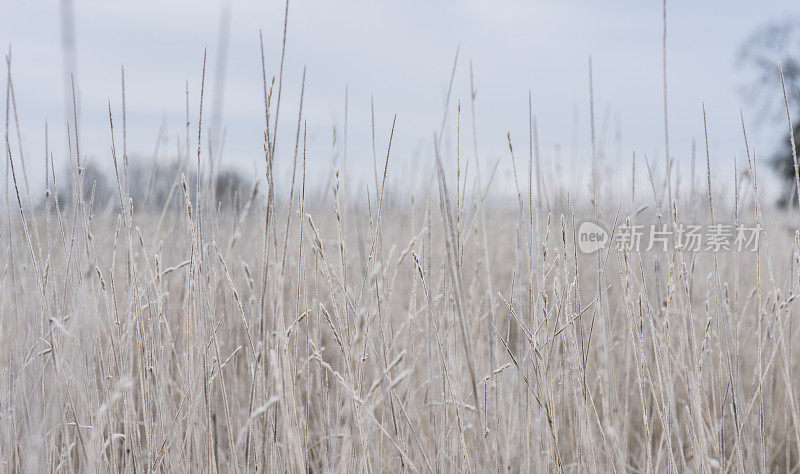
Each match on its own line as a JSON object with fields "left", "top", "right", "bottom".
{"left": 2, "top": 0, "right": 798, "bottom": 198}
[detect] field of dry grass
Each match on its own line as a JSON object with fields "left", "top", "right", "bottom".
{"left": 3, "top": 127, "right": 800, "bottom": 472}
{"left": 4, "top": 17, "right": 800, "bottom": 474}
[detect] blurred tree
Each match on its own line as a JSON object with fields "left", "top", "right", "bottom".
{"left": 738, "top": 18, "right": 800, "bottom": 207}
{"left": 53, "top": 161, "right": 114, "bottom": 212}
{"left": 213, "top": 169, "right": 249, "bottom": 210}
{"left": 128, "top": 160, "right": 192, "bottom": 212}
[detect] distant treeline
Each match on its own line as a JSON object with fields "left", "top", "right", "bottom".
{"left": 49, "top": 160, "right": 256, "bottom": 213}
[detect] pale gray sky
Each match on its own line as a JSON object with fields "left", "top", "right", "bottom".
{"left": 2, "top": 0, "right": 798, "bottom": 198}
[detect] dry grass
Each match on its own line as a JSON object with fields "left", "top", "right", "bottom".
{"left": 3, "top": 23, "right": 800, "bottom": 474}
